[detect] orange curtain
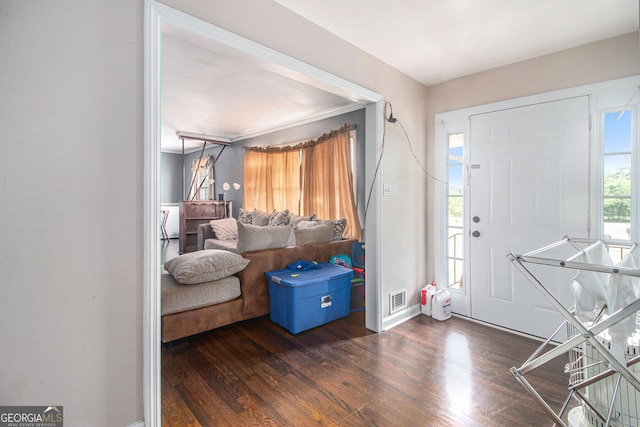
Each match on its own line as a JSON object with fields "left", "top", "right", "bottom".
{"left": 301, "top": 124, "right": 362, "bottom": 241}
{"left": 270, "top": 148, "right": 301, "bottom": 213}
{"left": 243, "top": 146, "right": 301, "bottom": 213}
{"left": 243, "top": 123, "right": 362, "bottom": 241}
{"left": 243, "top": 150, "right": 272, "bottom": 211}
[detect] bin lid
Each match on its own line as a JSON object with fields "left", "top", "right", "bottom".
{"left": 266, "top": 262, "right": 353, "bottom": 286}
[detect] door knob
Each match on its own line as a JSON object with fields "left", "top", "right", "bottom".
{"left": 473, "top": 216, "right": 480, "bottom": 223}
{"left": 472, "top": 230, "right": 480, "bottom": 238}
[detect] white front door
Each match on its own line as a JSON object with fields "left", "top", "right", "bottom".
{"left": 468, "top": 96, "right": 590, "bottom": 339}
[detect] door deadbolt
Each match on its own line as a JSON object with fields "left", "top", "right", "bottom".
{"left": 472, "top": 216, "right": 480, "bottom": 223}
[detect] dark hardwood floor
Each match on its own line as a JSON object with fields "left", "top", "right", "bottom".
{"left": 162, "top": 311, "right": 574, "bottom": 426}
{"left": 162, "top": 238, "right": 180, "bottom": 264}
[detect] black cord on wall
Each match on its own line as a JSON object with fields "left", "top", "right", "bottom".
{"left": 364, "top": 102, "right": 446, "bottom": 221}
{"left": 363, "top": 102, "right": 392, "bottom": 220}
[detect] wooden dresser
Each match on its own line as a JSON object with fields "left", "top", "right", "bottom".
{"left": 179, "top": 201, "right": 231, "bottom": 253}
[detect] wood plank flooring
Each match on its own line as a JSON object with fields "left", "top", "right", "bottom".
{"left": 162, "top": 312, "right": 574, "bottom": 426}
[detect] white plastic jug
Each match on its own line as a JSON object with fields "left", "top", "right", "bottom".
{"left": 421, "top": 283, "right": 438, "bottom": 316}
{"left": 432, "top": 289, "right": 451, "bottom": 321}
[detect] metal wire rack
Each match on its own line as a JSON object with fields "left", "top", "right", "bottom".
{"left": 507, "top": 236, "right": 640, "bottom": 427}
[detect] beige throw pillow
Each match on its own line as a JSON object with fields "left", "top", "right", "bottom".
{"left": 289, "top": 213, "right": 316, "bottom": 227}
{"left": 236, "top": 222, "right": 293, "bottom": 253}
{"left": 164, "top": 249, "right": 250, "bottom": 285}
{"left": 251, "top": 208, "right": 271, "bottom": 226}
{"left": 294, "top": 223, "right": 334, "bottom": 245}
{"left": 296, "top": 218, "right": 347, "bottom": 240}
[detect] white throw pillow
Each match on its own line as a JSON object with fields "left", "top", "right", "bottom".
{"left": 210, "top": 217, "right": 238, "bottom": 241}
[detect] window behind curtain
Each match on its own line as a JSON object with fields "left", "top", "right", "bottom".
{"left": 243, "top": 148, "right": 301, "bottom": 213}
{"left": 243, "top": 124, "right": 362, "bottom": 240}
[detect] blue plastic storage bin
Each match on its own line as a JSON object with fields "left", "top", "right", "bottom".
{"left": 266, "top": 262, "right": 353, "bottom": 334}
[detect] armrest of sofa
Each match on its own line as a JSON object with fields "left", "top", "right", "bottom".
{"left": 197, "top": 223, "right": 215, "bottom": 251}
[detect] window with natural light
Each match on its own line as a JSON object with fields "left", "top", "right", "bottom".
{"left": 448, "top": 132, "right": 464, "bottom": 290}
{"left": 602, "top": 109, "right": 633, "bottom": 263}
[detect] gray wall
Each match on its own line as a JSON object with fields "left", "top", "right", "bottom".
{"left": 182, "top": 109, "right": 366, "bottom": 220}
{"left": 161, "top": 152, "right": 184, "bottom": 203}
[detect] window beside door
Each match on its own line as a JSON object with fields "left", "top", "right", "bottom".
{"left": 602, "top": 110, "right": 632, "bottom": 240}
{"left": 447, "top": 132, "right": 464, "bottom": 290}
{"left": 600, "top": 107, "right": 636, "bottom": 263}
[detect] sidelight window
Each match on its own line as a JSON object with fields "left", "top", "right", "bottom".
{"left": 447, "top": 132, "right": 464, "bottom": 290}
{"left": 600, "top": 105, "right": 637, "bottom": 264}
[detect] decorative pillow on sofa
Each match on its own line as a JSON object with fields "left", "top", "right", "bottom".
{"left": 268, "top": 209, "right": 290, "bottom": 226}
{"left": 236, "top": 222, "right": 293, "bottom": 253}
{"left": 294, "top": 222, "right": 333, "bottom": 245}
{"left": 251, "top": 208, "right": 271, "bottom": 226}
{"left": 210, "top": 218, "right": 238, "bottom": 241}
{"left": 320, "top": 218, "right": 348, "bottom": 240}
{"left": 164, "top": 249, "right": 250, "bottom": 285}
{"left": 297, "top": 220, "right": 321, "bottom": 229}
{"left": 238, "top": 208, "right": 253, "bottom": 225}
{"left": 288, "top": 213, "right": 316, "bottom": 227}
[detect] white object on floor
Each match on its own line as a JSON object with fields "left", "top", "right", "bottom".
{"left": 432, "top": 289, "right": 451, "bottom": 321}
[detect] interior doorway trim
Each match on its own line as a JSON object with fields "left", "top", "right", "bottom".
{"left": 143, "top": 1, "right": 384, "bottom": 424}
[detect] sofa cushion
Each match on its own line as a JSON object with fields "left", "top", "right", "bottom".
{"left": 238, "top": 208, "right": 253, "bottom": 224}
{"left": 236, "top": 222, "right": 293, "bottom": 253}
{"left": 294, "top": 222, "right": 333, "bottom": 245}
{"left": 297, "top": 218, "right": 347, "bottom": 241}
{"left": 204, "top": 238, "right": 238, "bottom": 252}
{"left": 251, "top": 208, "right": 271, "bottom": 226}
{"left": 289, "top": 213, "right": 316, "bottom": 227}
{"left": 161, "top": 271, "right": 241, "bottom": 315}
{"left": 210, "top": 217, "right": 238, "bottom": 241}
{"left": 322, "top": 218, "right": 348, "bottom": 240}
{"left": 268, "top": 209, "right": 290, "bottom": 226}
{"left": 164, "top": 249, "right": 250, "bottom": 285}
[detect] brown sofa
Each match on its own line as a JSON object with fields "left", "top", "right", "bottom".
{"left": 162, "top": 238, "right": 357, "bottom": 343}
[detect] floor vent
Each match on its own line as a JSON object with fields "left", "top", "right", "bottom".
{"left": 389, "top": 290, "right": 407, "bottom": 315}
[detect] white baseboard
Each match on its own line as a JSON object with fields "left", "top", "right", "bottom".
{"left": 451, "top": 313, "right": 558, "bottom": 344}
{"left": 128, "top": 421, "right": 145, "bottom": 427}
{"left": 381, "top": 303, "right": 422, "bottom": 331}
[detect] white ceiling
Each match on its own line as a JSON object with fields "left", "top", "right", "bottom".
{"left": 275, "top": 0, "right": 639, "bottom": 86}
{"left": 161, "top": 0, "right": 638, "bottom": 153}
{"left": 161, "top": 25, "right": 364, "bottom": 153}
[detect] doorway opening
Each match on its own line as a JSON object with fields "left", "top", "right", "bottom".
{"left": 144, "top": 1, "right": 384, "bottom": 424}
